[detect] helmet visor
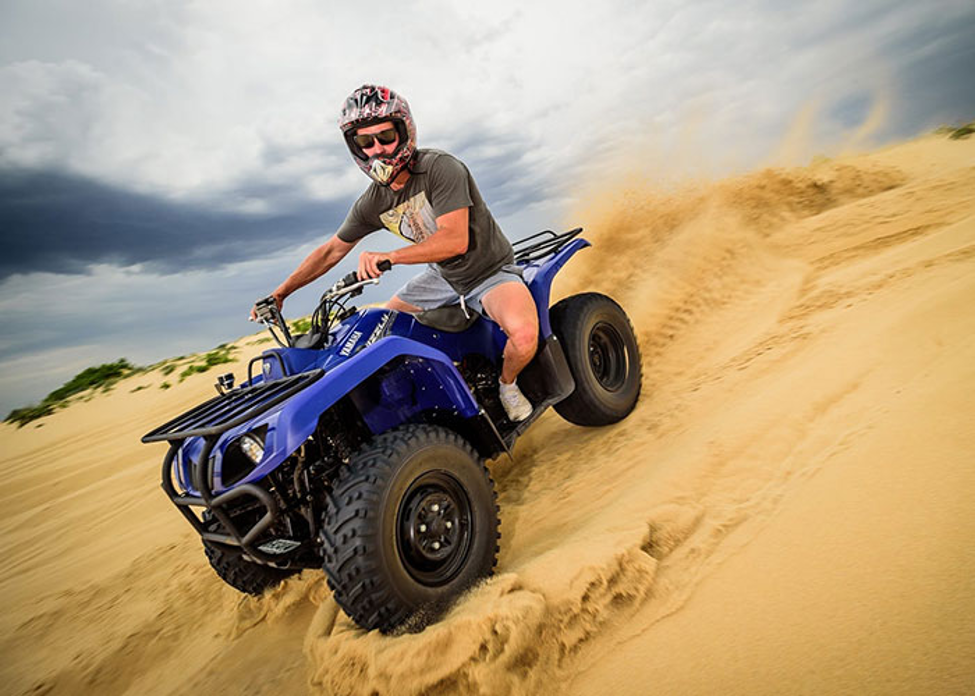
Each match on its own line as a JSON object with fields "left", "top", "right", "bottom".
{"left": 345, "top": 120, "right": 409, "bottom": 161}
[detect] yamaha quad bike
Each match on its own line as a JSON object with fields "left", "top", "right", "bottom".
{"left": 142, "top": 228, "right": 641, "bottom": 633}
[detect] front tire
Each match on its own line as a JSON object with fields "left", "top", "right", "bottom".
{"left": 203, "top": 540, "right": 298, "bottom": 595}
{"left": 550, "top": 293, "right": 642, "bottom": 426}
{"left": 321, "top": 425, "right": 500, "bottom": 633}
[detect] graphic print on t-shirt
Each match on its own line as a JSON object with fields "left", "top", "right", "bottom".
{"left": 379, "top": 192, "right": 438, "bottom": 244}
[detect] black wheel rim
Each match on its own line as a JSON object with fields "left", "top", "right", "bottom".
{"left": 588, "top": 321, "right": 628, "bottom": 391}
{"left": 397, "top": 470, "right": 474, "bottom": 586}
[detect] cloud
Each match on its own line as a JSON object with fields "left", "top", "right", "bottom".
{"left": 0, "top": 167, "right": 354, "bottom": 279}
{"left": 2, "top": 1, "right": 972, "bottom": 214}
{"left": 0, "top": 0, "right": 973, "bottom": 415}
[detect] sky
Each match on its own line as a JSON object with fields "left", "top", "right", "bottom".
{"left": 0, "top": 0, "right": 973, "bottom": 416}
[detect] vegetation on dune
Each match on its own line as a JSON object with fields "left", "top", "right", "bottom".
{"left": 4, "top": 342, "right": 242, "bottom": 427}
{"left": 934, "top": 122, "right": 974, "bottom": 140}
{"left": 4, "top": 358, "right": 138, "bottom": 428}
{"left": 178, "top": 344, "right": 238, "bottom": 381}
{"left": 290, "top": 316, "right": 312, "bottom": 334}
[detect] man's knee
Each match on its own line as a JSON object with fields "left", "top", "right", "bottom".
{"left": 506, "top": 320, "right": 539, "bottom": 358}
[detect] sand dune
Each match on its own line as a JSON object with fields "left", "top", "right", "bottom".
{"left": 0, "top": 134, "right": 973, "bottom": 695}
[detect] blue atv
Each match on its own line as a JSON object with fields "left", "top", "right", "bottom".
{"left": 142, "top": 228, "right": 641, "bottom": 632}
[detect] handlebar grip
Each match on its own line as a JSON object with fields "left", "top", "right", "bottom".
{"left": 333, "top": 261, "right": 392, "bottom": 292}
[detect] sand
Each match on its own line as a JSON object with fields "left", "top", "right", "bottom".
{"left": 0, "top": 133, "right": 973, "bottom": 695}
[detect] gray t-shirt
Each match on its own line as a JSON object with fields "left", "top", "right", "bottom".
{"left": 336, "top": 149, "right": 513, "bottom": 294}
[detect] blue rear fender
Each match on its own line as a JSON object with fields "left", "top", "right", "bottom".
{"left": 523, "top": 237, "right": 591, "bottom": 337}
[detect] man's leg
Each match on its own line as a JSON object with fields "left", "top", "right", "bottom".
{"left": 387, "top": 267, "right": 455, "bottom": 315}
{"left": 385, "top": 295, "right": 423, "bottom": 313}
{"left": 480, "top": 281, "right": 539, "bottom": 384}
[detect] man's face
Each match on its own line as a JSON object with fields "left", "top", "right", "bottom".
{"left": 354, "top": 121, "right": 400, "bottom": 157}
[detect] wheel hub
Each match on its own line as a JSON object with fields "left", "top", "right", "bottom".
{"left": 397, "top": 471, "right": 473, "bottom": 586}
{"left": 406, "top": 492, "right": 461, "bottom": 562}
{"left": 588, "top": 321, "right": 627, "bottom": 391}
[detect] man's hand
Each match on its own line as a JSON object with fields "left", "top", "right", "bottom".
{"left": 358, "top": 251, "right": 394, "bottom": 280}
{"left": 250, "top": 291, "right": 284, "bottom": 322}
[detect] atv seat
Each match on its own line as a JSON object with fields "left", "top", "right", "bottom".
{"left": 414, "top": 306, "right": 481, "bottom": 333}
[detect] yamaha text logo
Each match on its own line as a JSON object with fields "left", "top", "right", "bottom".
{"left": 339, "top": 331, "right": 362, "bottom": 357}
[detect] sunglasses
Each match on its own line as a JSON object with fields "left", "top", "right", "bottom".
{"left": 353, "top": 128, "right": 398, "bottom": 149}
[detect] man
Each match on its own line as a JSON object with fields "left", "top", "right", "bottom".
{"left": 252, "top": 84, "right": 537, "bottom": 421}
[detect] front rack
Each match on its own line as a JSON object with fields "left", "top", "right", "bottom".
{"left": 513, "top": 227, "right": 584, "bottom": 263}
{"left": 144, "top": 368, "right": 325, "bottom": 568}
{"left": 142, "top": 368, "right": 324, "bottom": 443}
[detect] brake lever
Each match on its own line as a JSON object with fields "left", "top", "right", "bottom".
{"left": 253, "top": 295, "right": 294, "bottom": 347}
{"left": 323, "top": 260, "right": 393, "bottom": 300}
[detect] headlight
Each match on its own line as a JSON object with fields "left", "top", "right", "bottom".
{"left": 239, "top": 433, "right": 265, "bottom": 464}
{"left": 220, "top": 427, "right": 268, "bottom": 487}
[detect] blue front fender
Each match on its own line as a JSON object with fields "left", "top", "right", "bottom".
{"left": 198, "top": 335, "right": 479, "bottom": 492}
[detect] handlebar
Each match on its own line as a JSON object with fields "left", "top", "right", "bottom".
{"left": 252, "top": 295, "right": 294, "bottom": 347}
{"left": 252, "top": 261, "right": 393, "bottom": 349}
{"left": 323, "top": 260, "right": 393, "bottom": 299}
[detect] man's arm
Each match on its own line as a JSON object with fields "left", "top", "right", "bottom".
{"left": 251, "top": 235, "right": 357, "bottom": 319}
{"left": 357, "top": 207, "right": 469, "bottom": 279}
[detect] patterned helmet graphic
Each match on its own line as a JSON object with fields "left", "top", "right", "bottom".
{"left": 339, "top": 84, "right": 417, "bottom": 186}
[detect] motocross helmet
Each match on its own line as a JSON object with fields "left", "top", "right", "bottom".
{"left": 339, "top": 84, "right": 417, "bottom": 186}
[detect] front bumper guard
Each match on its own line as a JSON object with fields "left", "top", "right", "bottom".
{"left": 143, "top": 369, "right": 324, "bottom": 566}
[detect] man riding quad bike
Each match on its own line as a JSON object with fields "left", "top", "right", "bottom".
{"left": 141, "top": 86, "right": 642, "bottom": 633}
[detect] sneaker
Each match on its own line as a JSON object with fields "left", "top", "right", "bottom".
{"left": 499, "top": 379, "right": 532, "bottom": 422}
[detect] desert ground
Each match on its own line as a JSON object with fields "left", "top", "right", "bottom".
{"left": 0, "top": 133, "right": 973, "bottom": 695}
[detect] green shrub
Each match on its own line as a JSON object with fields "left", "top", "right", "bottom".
{"left": 46, "top": 359, "right": 134, "bottom": 402}
{"left": 178, "top": 364, "right": 209, "bottom": 380}
{"left": 935, "top": 122, "right": 974, "bottom": 139}
{"left": 290, "top": 316, "right": 312, "bottom": 334}
{"left": 949, "top": 123, "right": 974, "bottom": 140}
{"left": 5, "top": 403, "right": 57, "bottom": 427}
{"left": 178, "top": 345, "right": 237, "bottom": 382}
{"left": 5, "top": 358, "right": 139, "bottom": 428}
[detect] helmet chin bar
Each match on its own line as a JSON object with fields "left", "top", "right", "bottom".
{"left": 369, "top": 158, "right": 395, "bottom": 184}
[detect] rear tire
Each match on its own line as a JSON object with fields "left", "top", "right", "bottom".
{"left": 321, "top": 425, "right": 500, "bottom": 633}
{"left": 550, "top": 293, "right": 642, "bottom": 426}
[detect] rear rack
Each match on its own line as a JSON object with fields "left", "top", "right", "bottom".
{"left": 513, "top": 227, "right": 583, "bottom": 263}
{"left": 142, "top": 368, "right": 324, "bottom": 443}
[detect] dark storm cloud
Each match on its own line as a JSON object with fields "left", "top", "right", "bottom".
{"left": 0, "top": 168, "right": 349, "bottom": 280}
